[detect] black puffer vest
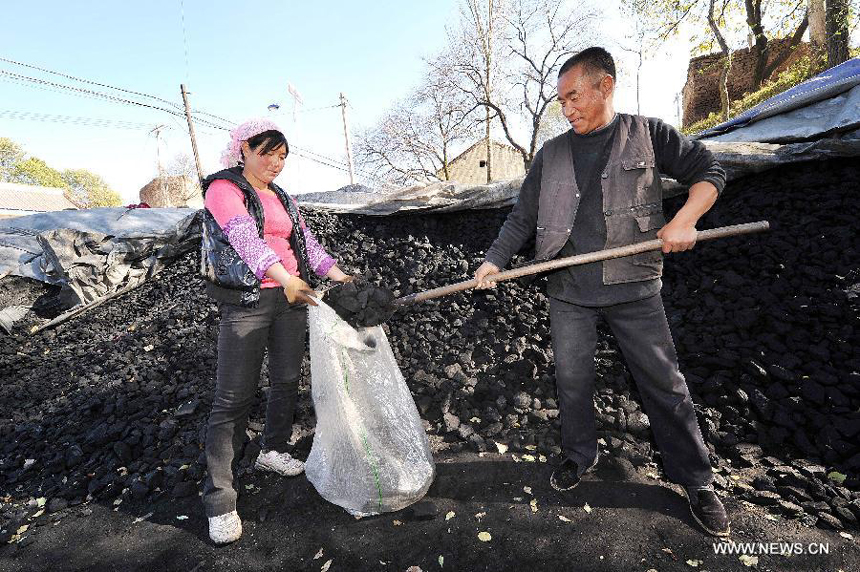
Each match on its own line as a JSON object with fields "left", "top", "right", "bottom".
{"left": 200, "top": 167, "right": 311, "bottom": 307}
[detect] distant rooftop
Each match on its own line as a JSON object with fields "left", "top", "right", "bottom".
{"left": 0, "top": 182, "right": 78, "bottom": 218}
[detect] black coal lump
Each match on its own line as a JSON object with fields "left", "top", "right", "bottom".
{"left": 325, "top": 278, "right": 398, "bottom": 328}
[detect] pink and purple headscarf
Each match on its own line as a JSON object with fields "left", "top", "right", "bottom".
{"left": 220, "top": 118, "right": 283, "bottom": 168}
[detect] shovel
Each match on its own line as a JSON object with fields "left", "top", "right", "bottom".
{"left": 392, "top": 220, "right": 769, "bottom": 307}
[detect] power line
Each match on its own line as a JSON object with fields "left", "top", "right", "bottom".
{"left": 0, "top": 69, "right": 185, "bottom": 116}
{"left": 0, "top": 72, "right": 148, "bottom": 108}
{"left": 297, "top": 104, "right": 341, "bottom": 113}
{"left": 291, "top": 150, "right": 351, "bottom": 172}
{"left": 195, "top": 112, "right": 382, "bottom": 179}
{"left": 0, "top": 74, "right": 139, "bottom": 108}
{"left": 0, "top": 56, "right": 235, "bottom": 132}
{"left": 0, "top": 109, "right": 165, "bottom": 130}
{"left": 271, "top": 103, "right": 341, "bottom": 114}
{"left": 292, "top": 144, "right": 349, "bottom": 167}
{"left": 0, "top": 69, "right": 227, "bottom": 131}
{"left": 291, "top": 146, "right": 384, "bottom": 182}
{"left": 0, "top": 57, "right": 380, "bottom": 180}
{"left": 291, "top": 145, "right": 379, "bottom": 180}
{"left": 0, "top": 58, "right": 228, "bottom": 133}
{"left": 190, "top": 110, "right": 235, "bottom": 127}
{"left": 0, "top": 55, "right": 184, "bottom": 111}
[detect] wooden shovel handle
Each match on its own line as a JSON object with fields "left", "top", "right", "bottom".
{"left": 392, "top": 220, "right": 769, "bottom": 306}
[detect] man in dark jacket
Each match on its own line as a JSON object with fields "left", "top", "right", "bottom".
{"left": 475, "top": 47, "right": 730, "bottom": 537}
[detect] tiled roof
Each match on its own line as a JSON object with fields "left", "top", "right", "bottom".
{"left": 0, "top": 182, "right": 78, "bottom": 213}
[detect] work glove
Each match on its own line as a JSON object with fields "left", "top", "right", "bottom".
{"left": 285, "top": 275, "right": 318, "bottom": 306}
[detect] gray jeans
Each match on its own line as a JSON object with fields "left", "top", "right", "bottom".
{"left": 549, "top": 293, "right": 713, "bottom": 486}
{"left": 203, "top": 287, "right": 307, "bottom": 517}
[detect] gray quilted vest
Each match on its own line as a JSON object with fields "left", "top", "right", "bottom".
{"left": 535, "top": 114, "right": 665, "bottom": 285}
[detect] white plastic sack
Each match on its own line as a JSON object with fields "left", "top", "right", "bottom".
{"left": 305, "top": 301, "right": 435, "bottom": 517}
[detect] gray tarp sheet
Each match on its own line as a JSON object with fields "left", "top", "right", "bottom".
{"left": 696, "top": 57, "right": 860, "bottom": 141}
{"left": 0, "top": 207, "right": 200, "bottom": 330}
{"left": 298, "top": 178, "right": 525, "bottom": 215}
{"left": 661, "top": 136, "right": 860, "bottom": 195}
{"left": 702, "top": 83, "right": 860, "bottom": 143}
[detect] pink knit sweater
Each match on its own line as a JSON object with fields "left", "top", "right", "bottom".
{"left": 204, "top": 180, "right": 336, "bottom": 288}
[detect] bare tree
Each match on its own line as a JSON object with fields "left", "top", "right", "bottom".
{"left": 618, "top": 5, "right": 648, "bottom": 115}
{"left": 355, "top": 63, "right": 472, "bottom": 186}
{"left": 166, "top": 152, "right": 198, "bottom": 179}
{"left": 534, "top": 100, "right": 569, "bottom": 146}
{"left": 444, "top": 0, "right": 505, "bottom": 181}
{"left": 502, "top": 0, "right": 599, "bottom": 168}
{"left": 442, "top": 0, "right": 598, "bottom": 172}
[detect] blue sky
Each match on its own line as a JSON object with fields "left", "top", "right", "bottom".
{"left": 1, "top": 0, "right": 692, "bottom": 202}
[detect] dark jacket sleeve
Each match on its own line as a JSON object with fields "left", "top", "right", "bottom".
{"left": 484, "top": 148, "right": 544, "bottom": 269}
{"left": 649, "top": 118, "right": 726, "bottom": 194}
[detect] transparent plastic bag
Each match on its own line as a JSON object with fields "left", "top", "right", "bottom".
{"left": 305, "top": 300, "right": 435, "bottom": 517}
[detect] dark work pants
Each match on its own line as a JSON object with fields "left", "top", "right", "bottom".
{"left": 203, "top": 288, "right": 308, "bottom": 517}
{"left": 549, "top": 293, "right": 713, "bottom": 487}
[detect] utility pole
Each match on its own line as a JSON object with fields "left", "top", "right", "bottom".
{"left": 339, "top": 92, "right": 355, "bottom": 185}
{"left": 180, "top": 84, "right": 204, "bottom": 182}
{"left": 150, "top": 124, "right": 168, "bottom": 206}
{"left": 288, "top": 82, "right": 303, "bottom": 123}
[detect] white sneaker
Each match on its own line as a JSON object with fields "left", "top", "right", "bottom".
{"left": 208, "top": 510, "right": 242, "bottom": 545}
{"left": 255, "top": 449, "right": 305, "bottom": 477}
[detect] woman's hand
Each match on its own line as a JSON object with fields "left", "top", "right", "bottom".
{"left": 326, "top": 265, "right": 354, "bottom": 283}
{"left": 285, "top": 275, "right": 318, "bottom": 306}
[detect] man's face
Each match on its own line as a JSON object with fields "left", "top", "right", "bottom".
{"left": 556, "top": 64, "right": 613, "bottom": 135}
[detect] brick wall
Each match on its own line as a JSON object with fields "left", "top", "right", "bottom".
{"left": 681, "top": 39, "right": 810, "bottom": 127}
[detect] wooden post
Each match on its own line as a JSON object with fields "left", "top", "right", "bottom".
{"left": 340, "top": 92, "right": 355, "bottom": 185}
{"left": 180, "top": 84, "right": 204, "bottom": 182}
{"left": 393, "top": 221, "right": 770, "bottom": 307}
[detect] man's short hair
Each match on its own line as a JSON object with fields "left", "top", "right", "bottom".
{"left": 558, "top": 47, "right": 616, "bottom": 81}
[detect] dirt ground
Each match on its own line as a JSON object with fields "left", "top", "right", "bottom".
{"left": 2, "top": 449, "right": 857, "bottom": 572}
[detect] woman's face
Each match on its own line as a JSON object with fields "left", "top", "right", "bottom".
{"left": 241, "top": 141, "right": 287, "bottom": 186}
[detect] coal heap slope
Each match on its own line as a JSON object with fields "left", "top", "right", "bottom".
{"left": 0, "top": 157, "right": 857, "bottom": 534}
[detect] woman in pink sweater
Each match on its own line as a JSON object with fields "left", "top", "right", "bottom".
{"left": 201, "top": 119, "right": 352, "bottom": 544}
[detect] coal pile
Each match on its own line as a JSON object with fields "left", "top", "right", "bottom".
{"left": 1, "top": 158, "right": 858, "bottom": 538}
{"left": 323, "top": 278, "right": 397, "bottom": 327}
